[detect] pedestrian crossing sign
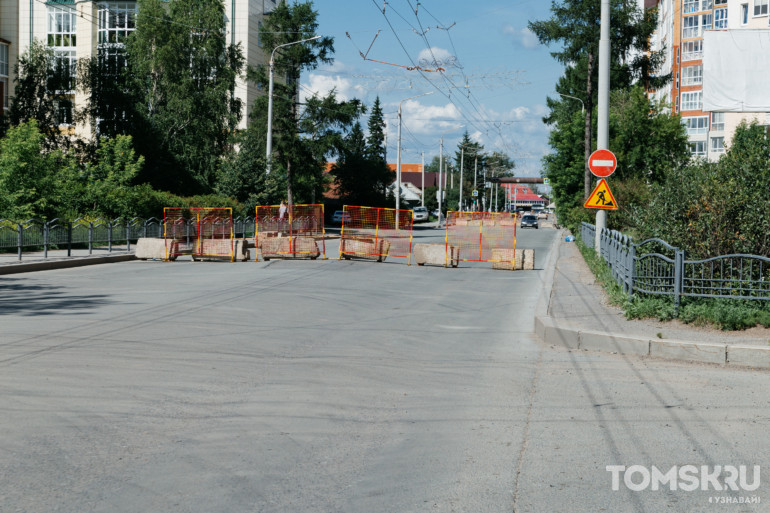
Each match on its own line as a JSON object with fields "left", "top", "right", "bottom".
{"left": 584, "top": 178, "right": 618, "bottom": 210}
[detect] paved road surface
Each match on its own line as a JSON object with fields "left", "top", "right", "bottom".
{"left": 1, "top": 226, "right": 767, "bottom": 512}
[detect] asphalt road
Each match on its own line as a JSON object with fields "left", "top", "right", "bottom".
{"left": 1, "top": 226, "right": 768, "bottom": 512}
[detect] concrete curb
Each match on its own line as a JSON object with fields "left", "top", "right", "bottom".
{"left": 532, "top": 230, "right": 770, "bottom": 370}
{"left": 0, "top": 254, "right": 136, "bottom": 275}
{"left": 535, "top": 314, "right": 770, "bottom": 369}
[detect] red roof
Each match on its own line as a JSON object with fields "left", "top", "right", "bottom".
{"left": 503, "top": 184, "right": 544, "bottom": 203}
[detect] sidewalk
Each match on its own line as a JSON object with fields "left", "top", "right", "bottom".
{"left": 535, "top": 232, "right": 770, "bottom": 369}
{"left": 0, "top": 246, "right": 136, "bottom": 275}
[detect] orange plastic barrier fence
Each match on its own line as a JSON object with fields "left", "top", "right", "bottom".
{"left": 255, "top": 204, "right": 326, "bottom": 260}
{"left": 164, "top": 207, "right": 233, "bottom": 260}
{"left": 339, "top": 205, "right": 413, "bottom": 264}
{"left": 445, "top": 211, "right": 517, "bottom": 265}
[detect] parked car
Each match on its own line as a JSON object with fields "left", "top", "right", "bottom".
{"left": 520, "top": 214, "right": 539, "bottom": 229}
{"left": 332, "top": 210, "right": 351, "bottom": 224}
{"left": 412, "top": 206, "right": 429, "bottom": 222}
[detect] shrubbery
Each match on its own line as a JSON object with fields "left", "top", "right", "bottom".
{"left": 0, "top": 121, "right": 246, "bottom": 222}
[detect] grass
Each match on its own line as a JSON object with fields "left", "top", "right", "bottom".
{"left": 573, "top": 231, "right": 770, "bottom": 331}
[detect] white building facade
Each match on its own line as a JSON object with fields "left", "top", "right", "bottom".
{"left": 1, "top": 0, "right": 274, "bottom": 133}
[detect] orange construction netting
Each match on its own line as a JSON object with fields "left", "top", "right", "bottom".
{"left": 164, "top": 207, "right": 233, "bottom": 260}
{"left": 445, "top": 211, "right": 517, "bottom": 265}
{"left": 255, "top": 204, "right": 326, "bottom": 260}
{"left": 339, "top": 205, "right": 413, "bottom": 264}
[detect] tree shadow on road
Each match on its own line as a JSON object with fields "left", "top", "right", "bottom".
{"left": 0, "top": 279, "right": 111, "bottom": 316}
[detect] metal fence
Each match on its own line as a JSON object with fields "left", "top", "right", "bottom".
{"left": 580, "top": 222, "right": 770, "bottom": 306}
{"left": 0, "top": 216, "right": 257, "bottom": 261}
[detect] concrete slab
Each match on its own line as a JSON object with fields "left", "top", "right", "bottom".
{"left": 650, "top": 340, "right": 727, "bottom": 365}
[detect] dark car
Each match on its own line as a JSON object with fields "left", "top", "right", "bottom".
{"left": 520, "top": 214, "right": 539, "bottom": 229}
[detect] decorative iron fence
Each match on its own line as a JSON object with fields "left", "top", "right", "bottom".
{"left": 580, "top": 222, "right": 770, "bottom": 306}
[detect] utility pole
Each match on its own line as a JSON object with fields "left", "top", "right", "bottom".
{"left": 438, "top": 135, "right": 444, "bottom": 226}
{"left": 421, "top": 151, "right": 425, "bottom": 207}
{"left": 458, "top": 147, "right": 464, "bottom": 211}
{"left": 595, "top": 0, "right": 610, "bottom": 254}
{"left": 473, "top": 156, "right": 477, "bottom": 211}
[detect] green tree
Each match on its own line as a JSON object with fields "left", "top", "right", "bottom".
{"left": 248, "top": 0, "right": 336, "bottom": 204}
{"left": 128, "top": 0, "right": 244, "bottom": 194}
{"left": 81, "top": 135, "right": 146, "bottom": 217}
{"left": 9, "top": 40, "right": 74, "bottom": 150}
{"left": 0, "top": 121, "right": 74, "bottom": 219}
{"left": 530, "top": 0, "right": 664, "bottom": 199}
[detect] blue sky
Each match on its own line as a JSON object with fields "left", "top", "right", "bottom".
{"left": 301, "top": 0, "right": 565, "bottom": 177}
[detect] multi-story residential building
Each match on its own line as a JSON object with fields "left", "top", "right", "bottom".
{"left": 1, "top": 0, "right": 275, "bottom": 134}
{"left": 648, "top": 0, "right": 770, "bottom": 161}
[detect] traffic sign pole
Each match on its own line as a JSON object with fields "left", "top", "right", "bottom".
{"left": 595, "top": 0, "right": 611, "bottom": 254}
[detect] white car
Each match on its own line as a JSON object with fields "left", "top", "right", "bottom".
{"left": 412, "top": 206, "right": 429, "bottom": 222}
{"left": 332, "top": 210, "right": 351, "bottom": 224}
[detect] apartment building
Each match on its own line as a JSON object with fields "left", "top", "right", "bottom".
{"left": 0, "top": 0, "right": 275, "bottom": 134}
{"left": 648, "top": 0, "right": 770, "bottom": 161}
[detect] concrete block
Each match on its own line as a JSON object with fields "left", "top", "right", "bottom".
{"left": 340, "top": 237, "right": 390, "bottom": 262}
{"left": 534, "top": 315, "right": 550, "bottom": 341}
{"left": 491, "top": 248, "right": 536, "bottom": 270}
{"left": 260, "top": 236, "right": 319, "bottom": 260}
{"left": 135, "top": 238, "right": 167, "bottom": 260}
{"left": 727, "top": 345, "right": 770, "bottom": 369}
{"left": 650, "top": 340, "right": 726, "bottom": 365}
{"left": 414, "top": 243, "right": 459, "bottom": 267}
{"left": 579, "top": 331, "right": 650, "bottom": 355}
{"left": 543, "top": 323, "right": 580, "bottom": 349}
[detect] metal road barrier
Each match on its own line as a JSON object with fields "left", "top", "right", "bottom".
{"left": 445, "top": 211, "right": 518, "bottom": 266}
{"left": 339, "top": 205, "right": 413, "bottom": 263}
{"left": 164, "top": 208, "right": 234, "bottom": 261}
{"left": 581, "top": 222, "right": 770, "bottom": 306}
{"left": 255, "top": 204, "right": 325, "bottom": 261}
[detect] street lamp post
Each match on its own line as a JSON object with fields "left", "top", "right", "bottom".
{"left": 396, "top": 92, "right": 433, "bottom": 214}
{"left": 557, "top": 93, "right": 585, "bottom": 114}
{"left": 266, "top": 35, "right": 321, "bottom": 175}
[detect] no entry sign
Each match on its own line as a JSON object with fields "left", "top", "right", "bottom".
{"left": 588, "top": 149, "right": 617, "bottom": 178}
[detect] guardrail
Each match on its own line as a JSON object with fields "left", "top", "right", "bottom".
{"left": 0, "top": 216, "right": 257, "bottom": 261}
{"left": 580, "top": 222, "right": 770, "bottom": 306}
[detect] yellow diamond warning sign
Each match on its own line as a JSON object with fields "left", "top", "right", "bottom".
{"left": 584, "top": 178, "right": 618, "bottom": 210}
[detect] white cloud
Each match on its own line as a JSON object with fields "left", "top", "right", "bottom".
{"left": 302, "top": 73, "right": 365, "bottom": 103}
{"left": 416, "top": 47, "right": 454, "bottom": 68}
{"left": 503, "top": 25, "right": 540, "bottom": 49}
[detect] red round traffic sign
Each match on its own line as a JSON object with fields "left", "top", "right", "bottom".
{"left": 588, "top": 149, "right": 617, "bottom": 178}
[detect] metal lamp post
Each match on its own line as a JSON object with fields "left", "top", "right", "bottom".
{"left": 266, "top": 35, "right": 321, "bottom": 175}
{"left": 396, "top": 92, "right": 433, "bottom": 213}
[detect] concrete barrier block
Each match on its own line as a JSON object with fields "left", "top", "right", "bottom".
{"left": 579, "top": 331, "right": 650, "bottom": 355}
{"left": 727, "top": 345, "right": 770, "bottom": 368}
{"left": 650, "top": 340, "right": 726, "bottom": 364}
{"left": 523, "top": 249, "right": 535, "bottom": 270}
{"left": 260, "top": 236, "right": 319, "bottom": 260}
{"left": 340, "top": 237, "right": 390, "bottom": 262}
{"left": 491, "top": 248, "right": 524, "bottom": 270}
{"left": 135, "top": 238, "right": 167, "bottom": 260}
{"left": 414, "top": 243, "right": 459, "bottom": 267}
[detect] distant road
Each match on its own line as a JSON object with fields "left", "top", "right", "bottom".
{"left": 1, "top": 226, "right": 767, "bottom": 512}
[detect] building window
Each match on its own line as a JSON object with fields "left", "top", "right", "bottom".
{"left": 715, "top": 7, "right": 728, "bottom": 27}
{"left": 702, "top": 13, "right": 713, "bottom": 30}
{"left": 711, "top": 112, "right": 725, "bottom": 131}
{"left": 98, "top": 2, "right": 137, "bottom": 46}
{"left": 684, "top": 0, "right": 700, "bottom": 12}
{"left": 258, "top": 21, "right": 263, "bottom": 47}
{"left": 0, "top": 43, "right": 8, "bottom": 109}
{"left": 681, "top": 91, "right": 703, "bottom": 111}
{"left": 675, "top": 96, "right": 679, "bottom": 113}
{"left": 47, "top": 4, "right": 77, "bottom": 93}
{"left": 682, "top": 40, "right": 703, "bottom": 60}
{"left": 683, "top": 16, "right": 699, "bottom": 38}
{"left": 676, "top": 71, "right": 680, "bottom": 89}
{"left": 742, "top": 3, "right": 750, "bottom": 23}
{"left": 682, "top": 65, "right": 703, "bottom": 86}
{"left": 684, "top": 116, "right": 709, "bottom": 135}
{"left": 690, "top": 140, "right": 707, "bottom": 157}
{"left": 710, "top": 136, "right": 725, "bottom": 153}
{"left": 715, "top": 0, "right": 728, "bottom": 4}
{"left": 755, "top": 0, "right": 769, "bottom": 15}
